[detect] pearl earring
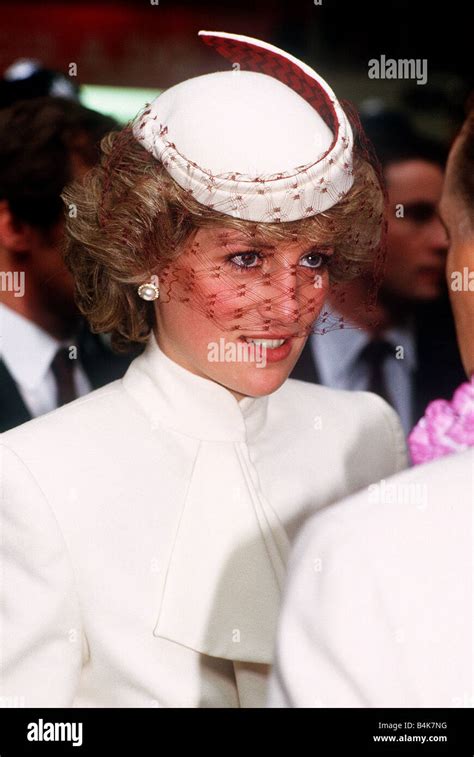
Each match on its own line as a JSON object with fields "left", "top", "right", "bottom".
{"left": 137, "top": 281, "right": 160, "bottom": 301}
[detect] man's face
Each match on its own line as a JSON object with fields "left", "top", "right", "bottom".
{"left": 381, "top": 159, "right": 448, "bottom": 301}
{"left": 154, "top": 226, "right": 331, "bottom": 400}
{"left": 439, "top": 135, "right": 474, "bottom": 378}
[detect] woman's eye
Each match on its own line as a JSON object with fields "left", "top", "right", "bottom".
{"left": 225, "top": 250, "right": 331, "bottom": 272}
{"left": 227, "top": 251, "right": 262, "bottom": 269}
{"left": 300, "top": 253, "right": 328, "bottom": 269}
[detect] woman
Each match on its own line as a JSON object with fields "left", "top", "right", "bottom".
{"left": 0, "top": 31, "right": 407, "bottom": 708}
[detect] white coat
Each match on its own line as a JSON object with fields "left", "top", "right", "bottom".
{"left": 0, "top": 332, "right": 407, "bottom": 707}
{"left": 267, "top": 448, "right": 474, "bottom": 708}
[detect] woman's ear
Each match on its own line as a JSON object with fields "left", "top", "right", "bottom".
{"left": 0, "top": 199, "right": 35, "bottom": 255}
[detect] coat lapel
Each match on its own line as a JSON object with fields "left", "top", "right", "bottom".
{"left": 153, "top": 440, "right": 291, "bottom": 664}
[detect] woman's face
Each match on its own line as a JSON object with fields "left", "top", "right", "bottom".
{"left": 154, "top": 226, "right": 332, "bottom": 400}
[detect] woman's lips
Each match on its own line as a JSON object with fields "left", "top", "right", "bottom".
{"left": 238, "top": 335, "right": 294, "bottom": 363}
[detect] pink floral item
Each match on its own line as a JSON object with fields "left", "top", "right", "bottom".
{"left": 408, "top": 376, "right": 474, "bottom": 464}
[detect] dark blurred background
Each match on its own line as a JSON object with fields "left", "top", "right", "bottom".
{"left": 0, "top": 0, "right": 471, "bottom": 138}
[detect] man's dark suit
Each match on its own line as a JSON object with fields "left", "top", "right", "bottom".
{"left": 0, "top": 322, "right": 142, "bottom": 433}
{"left": 290, "top": 295, "right": 466, "bottom": 430}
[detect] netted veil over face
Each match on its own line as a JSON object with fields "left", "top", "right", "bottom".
{"left": 73, "top": 31, "right": 386, "bottom": 349}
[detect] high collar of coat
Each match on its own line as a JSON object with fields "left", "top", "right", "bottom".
{"left": 122, "top": 330, "right": 270, "bottom": 443}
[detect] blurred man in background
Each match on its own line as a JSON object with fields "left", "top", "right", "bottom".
{"left": 0, "top": 96, "right": 139, "bottom": 432}
{"left": 291, "top": 111, "right": 465, "bottom": 436}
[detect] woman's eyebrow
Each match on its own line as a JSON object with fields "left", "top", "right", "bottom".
{"left": 218, "top": 237, "right": 274, "bottom": 249}
{"left": 215, "top": 233, "right": 334, "bottom": 252}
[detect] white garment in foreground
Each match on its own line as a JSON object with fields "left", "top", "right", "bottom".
{"left": 0, "top": 333, "right": 407, "bottom": 707}
{"left": 267, "top": 448, "right": 474, "bottom": 708}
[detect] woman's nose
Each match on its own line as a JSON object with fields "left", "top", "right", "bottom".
{"left": 254, "top": 268, "right": 302, "bottom": 323}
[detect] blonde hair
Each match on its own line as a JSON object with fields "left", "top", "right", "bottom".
{"left": 62, "top": 125, "right": 384, "bottom": 351}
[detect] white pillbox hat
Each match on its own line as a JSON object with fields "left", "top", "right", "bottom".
{"left": 133, "top": 30, "right": 354, "bottom": 223}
